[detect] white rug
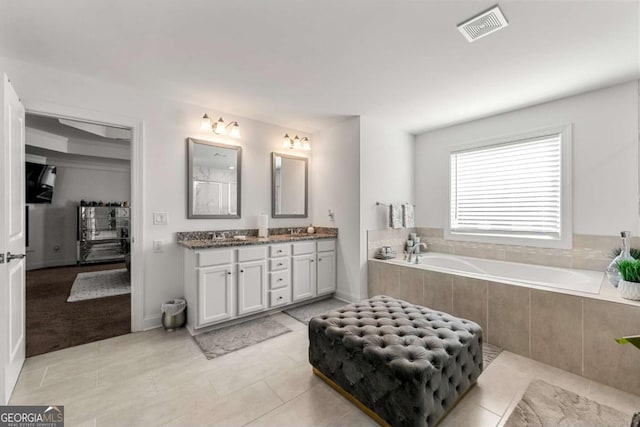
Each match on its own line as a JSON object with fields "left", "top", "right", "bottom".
{"left": 67, "top": 269, "right": 130, "bottom": 302}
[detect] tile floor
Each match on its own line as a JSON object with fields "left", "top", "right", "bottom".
{"left": 11, "top": 312, "right": 640, "bottom": 426}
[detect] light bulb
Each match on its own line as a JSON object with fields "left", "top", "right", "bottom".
{"left": 213, "top": 117, "right": 226, "bottom": 134}
{"left": 293, "top": 135, "right": 301, "bottom": 149}
{"left": 229, "top": 122, "right": 240, "bottom": 139}
{"left": 200, "top": 114, "right": 212, "bottom": 131}
{"left": 303, "top": 141, "right": 311, "bottom": 151}
{"left": 283, "top": 134, "right": 292, "bottom": 148}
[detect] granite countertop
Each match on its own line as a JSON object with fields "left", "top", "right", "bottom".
{"left": 178, "top": 232, "right": 337, "bottom": 250}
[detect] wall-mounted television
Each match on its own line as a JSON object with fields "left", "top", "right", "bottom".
{"left": 26, "top": 162, "right": 57, "bottom": 204}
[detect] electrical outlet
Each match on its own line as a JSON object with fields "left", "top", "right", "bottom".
{"left": 152, "top": 240, "right": 163, "bottom": 253}
{"left": 153, "top": 212, "right": 168, "bottom": 225}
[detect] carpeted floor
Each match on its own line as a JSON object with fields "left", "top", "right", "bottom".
{"left": 26, "top": 263, "right": 131, "bottom": 357}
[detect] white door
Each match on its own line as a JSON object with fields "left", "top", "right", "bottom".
{"left": 0, "top": 74, "right": 26, "bottom": 405}
{"left": 237, "top": 260, "right": 267, "bottom": 315}
{"left": 317, "top": 251, "right": 337, "bottom": 295}
{"left": 198, "top": 265, "right": 233, "bottom": 325}
{"left": 292, "top": 254, "right": 315, "bottom": 301}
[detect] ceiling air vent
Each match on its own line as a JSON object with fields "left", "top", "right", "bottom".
{"left": 457, "top": 5, "right": 509, "bottom": 42}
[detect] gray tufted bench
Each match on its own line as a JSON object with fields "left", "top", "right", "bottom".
{"left": 309, "top": 295, "right": 483, "bottom": 427}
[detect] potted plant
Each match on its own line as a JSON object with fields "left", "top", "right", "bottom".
{"left": 616, "top": 259, "right": 640, "bottom": 300}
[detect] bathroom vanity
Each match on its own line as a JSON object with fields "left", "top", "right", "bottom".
{"left": 178, "top": 230, "right": 337, "bottom": 333}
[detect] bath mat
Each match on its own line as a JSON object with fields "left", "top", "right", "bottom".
{"left": 67, "top": 269, "right": 130, "bottom": 302}
{"left": 193, "top": 316, "right": 291, "bottom": 359}
{"left": 504, "top": 380, "right": 630, "bottom": 427}
{"left": 483, "top": 343, "right": 502, "bottom": 368}
{"left": 283, "top": 298, "right": 349, "bottom": 324}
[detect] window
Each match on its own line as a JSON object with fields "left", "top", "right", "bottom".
{"left": 449, "top": 126, "right": 571, "bottom": 247}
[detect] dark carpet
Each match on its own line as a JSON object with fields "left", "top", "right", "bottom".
{"left": 26, "top": 263, "right": 131, "bottom": 357}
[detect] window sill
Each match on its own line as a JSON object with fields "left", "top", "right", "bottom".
{"left": 445, "top": 230, "right": 572, "bottom": 250}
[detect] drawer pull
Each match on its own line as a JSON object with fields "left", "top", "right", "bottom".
{"left": 277, "top": 250, "right": 283, "bottom": 253}
{"left": 278, "top": 296, "right": 283, "bottom": 300}
{"left": 310, "top": 260, "right": 314, "bottom": 263}
{"left": 277, "top": 263, "right": 283, "bottom": 266}
{"left": 278, "top": 278, "right": 283, "bottom": 282}
{"left": 318, "top": 258, "right": 322, "bottom": 262}
{"left": 227, "top": 272, "right": 231, "bottom": 275}
{"left": 240, "top": 269, "right": 244, "bottom": 273}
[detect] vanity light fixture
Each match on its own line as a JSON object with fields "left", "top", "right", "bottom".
{"left": 200, "top": 114, "right": 241, "bottom": 139}
{"left": 283, "top": 133, "right": 311, "bottom": 151}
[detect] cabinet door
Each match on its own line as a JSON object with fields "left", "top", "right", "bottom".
{"left": 317, "top": 251, "right": 336, "bottom": 295}
{"left": 237, "top": 260, "right": 267, "bottom": 315}
{"left": 292, "top": 254, "right": 316, "bottom": 301}
{"left": 198, "top": 265, "right": 233, "bottom": 325}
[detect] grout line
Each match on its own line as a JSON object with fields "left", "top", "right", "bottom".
{"left": 40, "top": 366, "right": 48, "bottom": 388}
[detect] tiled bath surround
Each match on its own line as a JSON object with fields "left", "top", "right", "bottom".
{"left": 368, "top": 227, "right": 635, "bottom": 271}
{"left": 368, "top": 260, "right": 640, "bottom": 396}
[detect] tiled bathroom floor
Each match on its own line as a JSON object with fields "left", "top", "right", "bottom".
{"left": 11, "top": 312, "right": 640, "bottom": 426}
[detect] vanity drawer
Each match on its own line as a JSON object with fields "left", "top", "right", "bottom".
{"left": 317, "top": 240, "right": 336, "bottom": 252}
{"left": 292, "top": 242, "right": 316, "bottom": 255}
{"left": 270, "top": 244, "right": 290, "bottom": 258}
{"left": 270, "top": 287, "right": 291, "bottom": 307}
{"left": 237, "top": 246, "right": 267, "bottom": 262}
{"left": 197, "top": 249, "right": 233, "bottom": 267}
{"left": 269, "top": 257, "right": 290, "bottom": 271}
{"left": 270, "top": 270, "right": 290, "bottom": 289}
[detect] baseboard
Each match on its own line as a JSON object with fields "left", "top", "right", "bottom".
{"left": 335, "top": 291, "right": 362, "bottom": 303}
{"left": 26, "top": 259, "right": 77, "bottom": 271}
{"left": 142, "top": 314, "right": 162, "bottom": 331}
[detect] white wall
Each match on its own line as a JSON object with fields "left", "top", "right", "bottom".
{"left": 360, "top": 116, "right": 415, "bottom": 297}
{"left": 415, "top": 80, "right": 640, "bottom": 238}
{"left": 311, "top": 117, "right": 361, "bottom": 301}
{"left": 26, "top": 157, "right": 130, "bottom": 270}
{"left": 0, "top": 55, "right": 311, "bottom": 329}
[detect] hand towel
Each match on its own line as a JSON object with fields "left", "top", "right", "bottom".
{"left": 389, "top": 204, "right": 402, "bottom": 229}
{"left": 402, "top": 203, "right": 415, "bottom": 228}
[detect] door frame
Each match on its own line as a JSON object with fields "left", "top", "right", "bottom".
{"left": 24, "top": 100, "right": 145, "bottom": 332}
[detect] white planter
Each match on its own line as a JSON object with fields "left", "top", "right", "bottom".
{"left": 618, "top": 279, "right": 640, "bottom": 301}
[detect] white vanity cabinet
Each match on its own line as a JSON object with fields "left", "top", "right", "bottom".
{"left": 183, "top": 238, "right": 337, "bottom": 331}
{"left": 317, "top": 240, "right": 337, "bottom": 295}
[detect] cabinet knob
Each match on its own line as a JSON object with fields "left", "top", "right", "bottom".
{"left": 277, "top": 250, "right": 282, "bottom": 253}
{"left": 240, "top": 269, "right": 244, "bottom": 273}
{"left": 227, "top": 272, "right": 232, "bottom": 275}
{"left": 310, "top": 260, "right": 314, "bottom": 263}
{"left": 277, "top": 263, "right": 283, "bottom": 266}
{"left": 278, "top": 296, "right": 283, "bottom": 300}
{"left": 278, "top": 278, "right": 283, "bottom": 282}
{"left": 318, "top": 258, "right": 322, "bottom": 262}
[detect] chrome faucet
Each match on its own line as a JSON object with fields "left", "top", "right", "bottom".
{"left": 407, "top": 242, "right": 428, "bottom": 264}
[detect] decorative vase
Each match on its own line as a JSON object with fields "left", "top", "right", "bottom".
{"left": 618, "top": 280, "right": 640, "bottom": 301}
{"left": 606, "top": 231, "right": 634, "bottom": 287}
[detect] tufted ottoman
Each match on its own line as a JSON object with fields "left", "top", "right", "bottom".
{"left": 308, "top": 295, "right": 483, "bottom": 427}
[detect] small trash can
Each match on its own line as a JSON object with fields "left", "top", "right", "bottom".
{"left": 161, "top": 298, "right": 187, "bottom": 331}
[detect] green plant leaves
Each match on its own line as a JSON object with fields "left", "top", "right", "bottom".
{"left": 617, "top": 259, "right": 640, "bottom": 282}
{"left": 615, "top": 335, "right": 640, "bottom": 350}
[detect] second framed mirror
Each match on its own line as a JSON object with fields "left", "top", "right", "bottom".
{"left": 271, "top": 152, "right": 308, "bottom": 218}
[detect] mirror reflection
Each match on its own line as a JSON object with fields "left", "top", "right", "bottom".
{"left": 272, "top": 152, "right": 308, "bottom": 218}
{"left": 188, "top": 138, "right": 241, "bottom": 218}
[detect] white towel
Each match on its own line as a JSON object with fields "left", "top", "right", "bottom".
{"left": 402, "top": 203, "right": 414, "bottom": 228}
{"left": 389, "top": 204, "right": 402, "bottom": 229}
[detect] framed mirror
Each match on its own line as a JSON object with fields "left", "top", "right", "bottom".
{"left": 188, "top": 138, "right": 242, "bottom": 219}
{"left": 271, "top": 152, "right": 308, "bottom": 218}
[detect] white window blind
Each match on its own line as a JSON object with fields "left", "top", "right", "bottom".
{"left": 450, "top": 134, "right": 562, "bottom": 239}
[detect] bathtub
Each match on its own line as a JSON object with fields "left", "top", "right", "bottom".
{"left": 388, "top": 253, "right": 604, "bottom": 295}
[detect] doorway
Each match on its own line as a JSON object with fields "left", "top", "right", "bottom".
{"left": 24, "top": 113, "right": 134, "bottom": 356}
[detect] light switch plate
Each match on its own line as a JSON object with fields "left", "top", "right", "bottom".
{"left": 153, "top": 212, "right": 168, "bottom": 225}
{"left": 152, "top": 240, "right": 163, "bottom": 253}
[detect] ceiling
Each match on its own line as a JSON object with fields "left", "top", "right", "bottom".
{"left": 1, "top": 1, "right": 638, "bottom": 134}
{"left": 25, "top": 114, "right": 130, "bottom": 144}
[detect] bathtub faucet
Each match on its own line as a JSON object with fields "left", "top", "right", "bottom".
{"left": 407, "top": 242, "right": 428, "bottom": 264}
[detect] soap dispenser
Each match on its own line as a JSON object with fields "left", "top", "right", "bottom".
{"left": 606, "top": 231, "right": 634, "bottom": 287}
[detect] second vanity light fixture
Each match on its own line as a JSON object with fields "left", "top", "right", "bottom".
{"left": 283, "top": 134, "right": 311, "bottom": 151}
{"left": 200, "top": 114, "right": 241, "bottom": 139}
